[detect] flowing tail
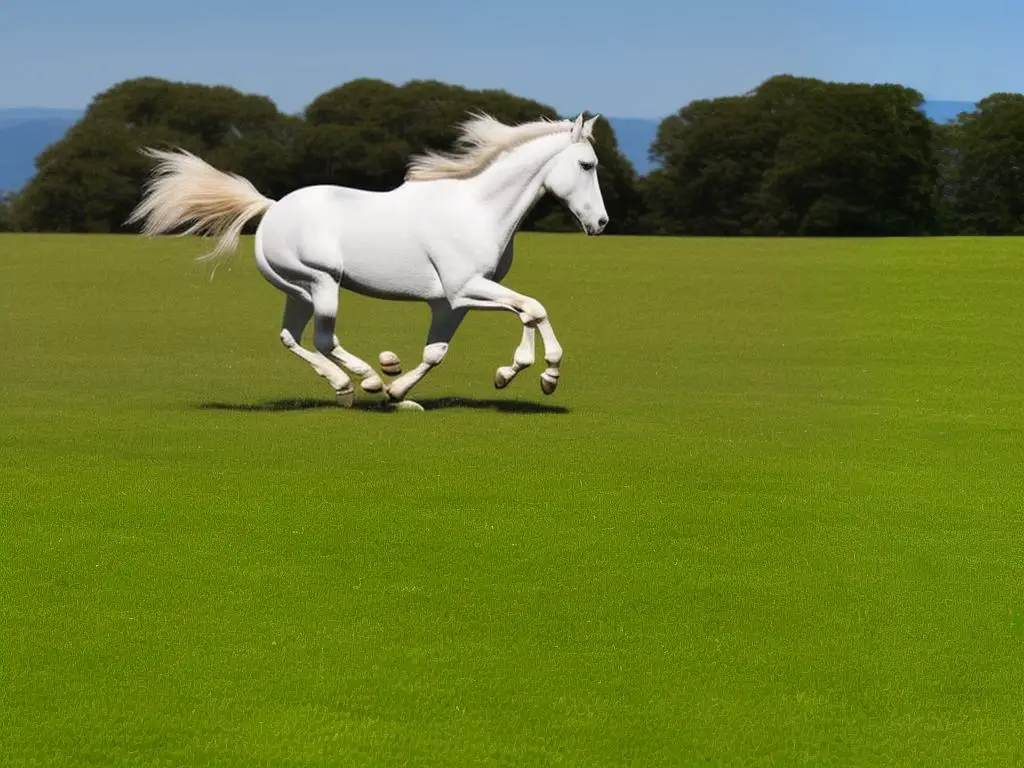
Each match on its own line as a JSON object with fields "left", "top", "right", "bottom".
{"left": 126, "top": 148, "right": 274, "bottom": 262}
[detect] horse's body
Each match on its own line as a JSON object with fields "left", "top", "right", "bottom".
{"left": 129, "top": 112, "right": 609, "bottom": 410}
{"left": 256, "top": 180, "right": 513, "bottom": 303}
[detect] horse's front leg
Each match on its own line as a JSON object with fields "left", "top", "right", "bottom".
{"left": 384, "top": 301, "right": 467, "bottom": 411}
{"left": 494, "top": 325, "right": 536, "bottom": 390}
{"left": 451, "top": 277, "right": 563, "bottom": 395}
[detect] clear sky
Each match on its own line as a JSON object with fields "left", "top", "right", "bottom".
{"left": 2, "top": 0, "right": 1021, "bottom": 117}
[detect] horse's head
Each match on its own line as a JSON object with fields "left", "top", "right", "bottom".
{"left": 543, "top": 113, "right": 609, "bottom": 236}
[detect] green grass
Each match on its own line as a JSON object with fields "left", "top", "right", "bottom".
{"left": 3, "top": 232, "right": 1024, "bottom": 766}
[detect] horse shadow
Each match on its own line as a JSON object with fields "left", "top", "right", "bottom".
{"left": 197, "top": 396, "right": 570, "bottom": 415}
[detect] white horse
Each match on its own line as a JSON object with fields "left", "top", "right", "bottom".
{"left": 128, "top": 111, "right": 609, "bottom": 411}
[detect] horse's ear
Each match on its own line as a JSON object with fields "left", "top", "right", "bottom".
{"left": 570, "top": 112, "right": 585, "bottom": 143}
{"left": 583, "top": 113, "right": 600, "bottom": 140}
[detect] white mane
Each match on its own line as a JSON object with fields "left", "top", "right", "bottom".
{"left": 405, "top": 113, "right": 574, "bottom": 182}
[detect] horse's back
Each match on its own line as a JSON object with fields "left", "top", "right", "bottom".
{"left": 259, "top": 184, "right": 390, "bottom": 248}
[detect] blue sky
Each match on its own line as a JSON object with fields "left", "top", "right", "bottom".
{"left": 2, "top": 0, "right": 1021, "bottom": 117}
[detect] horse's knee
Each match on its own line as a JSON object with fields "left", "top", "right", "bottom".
{"left": 518, "top": 298, "right": 547, "bottom": 326}
{"left": 423, "top": 342, "right": 449, "bottom": 367}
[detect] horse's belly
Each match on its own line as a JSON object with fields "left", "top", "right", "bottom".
{"left": 339, "top": 246, "right": 444, "bottom": 301}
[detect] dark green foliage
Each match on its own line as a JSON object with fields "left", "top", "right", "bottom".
{"left": 930, "top": 120, "right": 963, "bottom": 234}
{"left": 14, "top": 78, "right": 301, "bottom": 233}
{"left": 0, "top": 192, "right": 15, "bottom": 231}
{"left": 14, "top": 73, "right": 1024, "bottom": 237}
{"left": 937, "top": 94, "right": 1024, "bottom": 234}
{"left": 647, "top": 76, "right": 937, "bottom": 236}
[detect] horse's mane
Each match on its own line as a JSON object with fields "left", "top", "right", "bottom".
{"left": 405, "top": 113, "right": 573, "bottom": 182}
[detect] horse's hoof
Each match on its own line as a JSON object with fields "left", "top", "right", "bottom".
{"left": 388, "top": 399, "right": 424, "bottom": 412}
{"left": 494, "top": 366, "right": 516, "bottom": 389}
{"left": 540, "top": 371, "right": 559, "bottom": 395}
{"left": 336, "top": 384, "right": 356, "bottom": 408}
{"left": 379, "top": 351, "right": 402, "bottom": 376}
{"left": 361, "top": 374, "right": 384, "bottom": 393}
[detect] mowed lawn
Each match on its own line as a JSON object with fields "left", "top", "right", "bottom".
{"left": 3, "top": 232, "right": 1024, "bottom": 766}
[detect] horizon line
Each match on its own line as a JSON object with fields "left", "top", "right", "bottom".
{"left": 0, "top": 97, "right": 983, "bottom": 122}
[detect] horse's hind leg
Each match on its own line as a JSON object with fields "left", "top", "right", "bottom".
{"left": 307, "top": 275, "right": 371, "bottom": 407}
{"left": 301, "top": 272, "right": 384, "bottom": 395}
{"left": 256, "top": 234, "right": 355, "bottom": 406}
{"left": 281, "top": 289, "right": 382, "bottom": 394}
{"left": 279, "top": 293, "right": 356, "bottom": 407}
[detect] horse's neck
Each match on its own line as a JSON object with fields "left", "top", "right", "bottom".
{"left": 473, "top": 134, "right": 567, "bottom": 247}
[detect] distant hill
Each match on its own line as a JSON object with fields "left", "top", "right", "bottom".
{"left": 0, "top": 99, "right": 982, "bottom": 192}
{"left": 0, "top": 108, "right": 82, "bottom": 193}
{"left": 606, "top": 117, "right": 661, "bottom": 175}
{"left": 0, "top": 107, "right": 83, "bottom": 127}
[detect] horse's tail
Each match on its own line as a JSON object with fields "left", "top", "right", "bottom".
{"left": 126, "top": 147, "right": 275, "bottom": 263}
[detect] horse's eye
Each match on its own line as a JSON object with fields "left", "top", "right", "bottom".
{"left": 579, "top": 161, "right": 595, "bottom": 171}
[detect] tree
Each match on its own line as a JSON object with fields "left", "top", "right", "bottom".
{"left": 0, "top": 192, "right": 16, "bottom": 232}
{"left": 930, "top": 120, "right": 964, "bottom": 235}
{"left": 939, "top": 94, "right": 1024, "bottom": 234}
{"left": 758, "top": 81, "right": 935, "bottom": 236}
{"left": 295, "top": 78, "right": 411, "bottom": 191}
{"left": 646, "top": 75, "right": 937, "bottom": 236}
{"left": 646, "top": 92, "right": 771, "bottom": 235}
{"left": 14, "top": 77, "right": 299, "bottom": 232}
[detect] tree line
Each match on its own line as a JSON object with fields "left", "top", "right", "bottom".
{"left": 2, "top": 74, "right": 1023, "bottom": 237}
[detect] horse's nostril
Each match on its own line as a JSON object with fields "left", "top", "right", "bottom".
{"left": 598, "top": 217, "right": 608, "bottom": 228}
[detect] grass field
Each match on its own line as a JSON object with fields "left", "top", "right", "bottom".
{"left": 3, "top": 232, "right": 1024, "bottom": 766}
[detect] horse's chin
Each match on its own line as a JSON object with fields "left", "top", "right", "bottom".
{"left": 569, "top": 210, "right": 595, "bottom": 236}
